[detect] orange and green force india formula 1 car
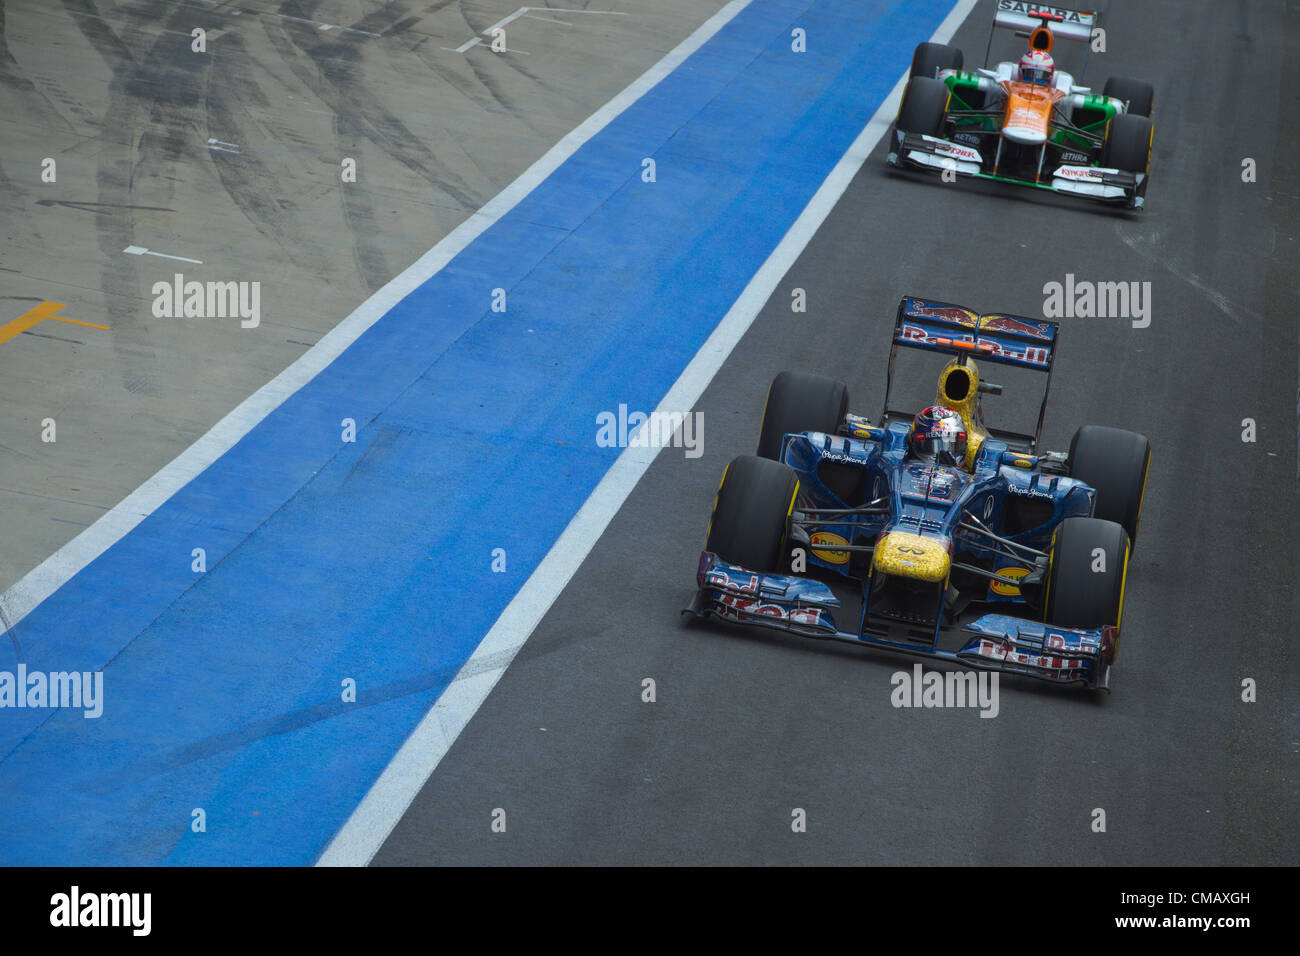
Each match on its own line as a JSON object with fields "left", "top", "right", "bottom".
{"left": 886, "top": 4, "right": 1155, "bottom": 209}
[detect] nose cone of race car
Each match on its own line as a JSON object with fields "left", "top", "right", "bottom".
{"left": 873, "top": 531, "right": 952, "bottom": 583}
{"left": 1002, "top": 123, "right": 1048, "bottom": 145}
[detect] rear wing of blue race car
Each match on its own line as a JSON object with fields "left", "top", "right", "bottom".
{"left": 882, "top": 296, "right": 1060, "bottom": 453}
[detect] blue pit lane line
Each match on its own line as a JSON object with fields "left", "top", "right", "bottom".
{"left": 0, "top": 0, "right": 956, "bottom": 865}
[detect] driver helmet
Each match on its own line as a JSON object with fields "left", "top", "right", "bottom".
{"left": 1019, "top": 49, "right": 1055, "bottom": 85}
{"left": 908, "top": 405, "right": 968, "bottom": 467}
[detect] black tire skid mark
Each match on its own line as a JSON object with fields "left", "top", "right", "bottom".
{"left": 272, "top": 0, "right": 481, "bottom": 208}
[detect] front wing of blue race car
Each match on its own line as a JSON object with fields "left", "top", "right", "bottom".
{"left": 684, "top": 552, "right": 1118, "bottom": 690}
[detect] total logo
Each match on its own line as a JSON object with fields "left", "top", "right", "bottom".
{"left": 810, "top": 531, "right": 851, "bottom": 566}
{"left": 990, "top": 566, "right": 1030, "bottom": 596}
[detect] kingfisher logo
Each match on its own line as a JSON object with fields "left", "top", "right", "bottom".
{"left": 931, "top": 140, "right": 980, "bottom": 163}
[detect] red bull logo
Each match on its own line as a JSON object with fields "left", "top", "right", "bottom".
{"left": 979, "top": 314, "right": 1054, "bottom": 340}
{"left": 908, "top": 302, "right": 978, "bottom": 327}
{"left": 900, "top": 324, "right": 1051, "bottom": 367}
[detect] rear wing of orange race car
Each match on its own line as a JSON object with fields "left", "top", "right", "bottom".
{"left": 882, "top": 296, "right": 1059, "bottom": 454}
{"left": 984, "top": 3, "right": 1100, "bottom": 78}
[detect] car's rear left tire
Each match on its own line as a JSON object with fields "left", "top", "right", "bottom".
{"left": 1043, "top": 516, "right": 1130, "bottom": 630}
{"left": 705, "top": 455, "right": 800, "bottom": 574}
{"left": 1102, "top": 76, "right": 1154, "bottom": 117}
{"left": 1069, "top": 425, "right": 1150, "bottom": 549}
{"left": 756, "top": 371, "right": 849, "bottom": 461}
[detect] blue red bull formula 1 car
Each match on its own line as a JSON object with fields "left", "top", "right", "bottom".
{"left": 684, "top": 297, "right": 1151, "bottom": 690}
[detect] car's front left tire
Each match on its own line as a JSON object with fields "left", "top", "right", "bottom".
{"left": 1043, "top": 516, "right": 1130, "bottom": 632}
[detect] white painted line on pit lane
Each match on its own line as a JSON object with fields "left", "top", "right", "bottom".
{"left": 0, "top": 0, "right": 754, "bottom": 755}
{"left": 524, "top": 13, "right": 575, "bottom": 26}
{"left": 445, "top": 7, "right": 626, "bottom": 53}
{"left": 122, "top": 245, "right": 204, "bottom": 264}
{"left": 484, "top": 7, "right": 625, "bottom": 35}
{"left": 443, "top": 37, "right": 484, "bottom": 53}
{"left": 315, "top": 0, "right": 981, "bottom": 867}
{"left": 278, "top": 14, "right": 381, "bottom": 38}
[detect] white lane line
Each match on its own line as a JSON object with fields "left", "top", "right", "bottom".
{"left": 482, "top": 7, "right": 535, "bottom": 34}
{"left": 442, "top": 36, "right": 483, "bottom": 53}
{"left": 536, "top": 7, "right": 627, "bottom": 16}
{"left": 315, "top": 0, "right": 981, "bottom": 868}
{"left": 523, "top": 13, "right": 574, "bottom": 26}
{"left": 122, "top": 245, "right": 204, "bottom": 264}
{"left": 0, "top": 3, "right": 753, "bottom": 638}
{"left": 278, "top": 14, "right": 381, "bottom": 38}
{"left": 446, "top": 7, "right": 627, "bottom": 54}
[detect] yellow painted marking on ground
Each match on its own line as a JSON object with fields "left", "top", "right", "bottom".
{"left": 48, "top": 315, "right": 110, "bottom": 331}
{"left": 0, "top": 301, "right": 109, "bottom": 344}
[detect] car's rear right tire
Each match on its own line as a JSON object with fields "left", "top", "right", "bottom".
{"left": 910, "top": 42, "right": 963, "bottom": 79}
{"left": 1043, "top": 516, "right": 1130, "bottom": 630}
{"left": 705, "top": 455, "right": 800, "bottom": 574}
{"left": 756, "top": 371, "right": 849, "bottom": 461}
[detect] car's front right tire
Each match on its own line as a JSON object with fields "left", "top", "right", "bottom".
{"left": 705, "top": 455, "right": 799, "bottom": 574}
{"left": 894, "top": 76, "right": 950, "bottom": 138}
{"left": 756, "top": 371, "right": 849, "bottom": 461}
{"left": 909, "top": 42, "right": 963, "bottom": 79}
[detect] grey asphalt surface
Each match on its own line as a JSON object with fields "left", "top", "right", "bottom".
{"left": 0, "top": 0, "right": 722, "bottom": 597}
{"left": 374, "top": 0, "right": 1300, "bottom": 865}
